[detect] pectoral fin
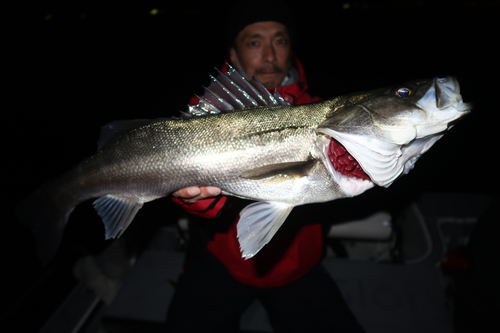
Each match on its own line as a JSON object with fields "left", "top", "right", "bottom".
{"left": 239, "top": 160, "right": 317, "bottom": 184}
{"left": 237, "top": 201, "right": 294, "bottom": 259}
{"left": 93, "top": 195, "right": 144, "bottom": 239}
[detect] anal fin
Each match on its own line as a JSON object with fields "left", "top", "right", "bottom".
{"left": 93, "top": 195, "right": 144, "bottom": 239}
{"left": 237, "top": 201, "right": 294, "bottom": 259}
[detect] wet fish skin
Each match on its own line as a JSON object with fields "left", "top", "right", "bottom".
{"left": 16, "top": 71, "right": 470, "bottom": 263}
{"left": 33, "top": 101, "right": 345, "bottom": 210}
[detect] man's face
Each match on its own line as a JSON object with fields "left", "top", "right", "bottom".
{"left": 230, "top": 21, "right": 291, "bottom": 88}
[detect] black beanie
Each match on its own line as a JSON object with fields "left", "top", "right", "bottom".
{"left": 224, "top": 0, "right": 297, "bottom": 51}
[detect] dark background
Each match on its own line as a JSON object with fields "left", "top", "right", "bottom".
{"left": 2, "top": 1, "right": 498, "bottom": 332}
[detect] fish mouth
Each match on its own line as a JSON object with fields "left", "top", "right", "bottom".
{"left": 328, "top": 138, "right": 371, "bottom": 182}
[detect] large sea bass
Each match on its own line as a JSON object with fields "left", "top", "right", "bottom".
{"left": 17, "top": 66, "right": 470, "bottom": 263}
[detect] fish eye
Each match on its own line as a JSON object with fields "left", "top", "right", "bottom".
{"left": 394, "top": 87, "right": 412, "bottom": 97}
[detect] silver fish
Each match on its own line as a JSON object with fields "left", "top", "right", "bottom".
{"left": 16, "top": 66, "right": 471, "bottom": 263}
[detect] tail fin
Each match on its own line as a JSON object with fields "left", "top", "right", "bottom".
{"left": 15, "top": 183, "right": 73, "bottom": 265}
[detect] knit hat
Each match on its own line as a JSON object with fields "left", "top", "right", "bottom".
{"left": 225, "top": 0, "right": 297, "bottom": 51}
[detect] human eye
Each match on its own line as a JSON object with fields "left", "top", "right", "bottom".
{"left": 275, "top": 37, "right": 288, "bottom": 45}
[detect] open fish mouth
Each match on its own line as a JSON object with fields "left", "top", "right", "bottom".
{"left": 328, "top": 138, "right": 371, "bottom": 182}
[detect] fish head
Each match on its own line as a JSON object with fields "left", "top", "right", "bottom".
{"left": 316, "top": 76, "right": 471, "bottom": 195}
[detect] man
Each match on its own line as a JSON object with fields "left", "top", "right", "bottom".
{"left": 165, "top": 2, "right": 365, "bottom": 332}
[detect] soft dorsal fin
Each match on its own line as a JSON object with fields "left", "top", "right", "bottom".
{"left": 186, "top": 63, "right": 290, "bottom": 117}
{"left": 97, "top": 119, "right": 158, "bottom": 150}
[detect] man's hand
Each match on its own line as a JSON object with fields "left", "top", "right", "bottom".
{"left": 172, "top": 186, "right": 222, "bottom": 203}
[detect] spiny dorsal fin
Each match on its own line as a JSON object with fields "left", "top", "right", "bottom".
{"left": 186, "top": 63, "right": 290, "bottom": 117}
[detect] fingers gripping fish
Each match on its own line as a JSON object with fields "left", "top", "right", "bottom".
{"left": 16, "top": 64, "right": 471, "bottom": 263}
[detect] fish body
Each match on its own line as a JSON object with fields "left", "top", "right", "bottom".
{"left": 17, "top": 67, "right": 470, "bottom": 263}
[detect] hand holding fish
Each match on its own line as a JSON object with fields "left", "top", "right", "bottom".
{"left": 172, "top": 186, "right": 222, "bottom": 203}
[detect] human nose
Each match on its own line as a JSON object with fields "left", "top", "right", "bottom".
{"left": 262, "top": 43, "right": 276, "bottom": 63}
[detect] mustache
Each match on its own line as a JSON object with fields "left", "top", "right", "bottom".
{"left": 254, "top": 65, "right": 285, "bottom": 75}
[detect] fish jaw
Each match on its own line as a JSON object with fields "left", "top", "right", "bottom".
{"left": 415, "top": 76, "right": 471, "bottom": 136}
{"left": 317, "top": 76, "right": 471, "bottom": 188}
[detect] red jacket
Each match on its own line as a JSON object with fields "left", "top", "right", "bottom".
{"left": 174, "top": 56, "right": 323, "bottom": 288}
